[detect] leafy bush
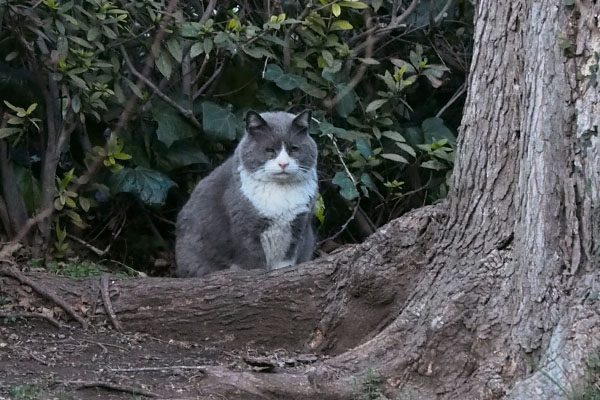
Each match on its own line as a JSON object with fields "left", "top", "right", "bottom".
{"left": 0, "top": 0, "right": 472, "bottom": 271}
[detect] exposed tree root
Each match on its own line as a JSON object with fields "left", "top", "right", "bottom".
{"left": 0, "top": 266, "right": 88, "bottom": 329}
{"left": 100, "top": 275, "right": 123, "bottom": 333}
{"left": 57, "top": 380, "right": 159, "bottom": 398}
{"left": 0, "top": 311, "right": 63, "bottom": 329}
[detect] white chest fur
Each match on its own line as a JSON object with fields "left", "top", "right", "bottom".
{"left": 239, "top": 167, "right": 317, "bottom": 269}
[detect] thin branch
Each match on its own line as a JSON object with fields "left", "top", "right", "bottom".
{"left": 283, "top": 6, "right": 312, "bottom": 70}
{"left": 317, "top": 200, "right": 360, "bottom": 246}
{"left": 193, "top": 61, "right": 226, "bottom": 100}
{"left": 58, "top": 380, "right": 159, "bottom": 398}
{"left": 100, "top": 275, "right": 124, "bottom": 333}
{"left": 352, "top": 0, "right": 420, "bottom": 55}
{"left": 199, "top": 0, "right": 217, "bottom": 24}
{"left": 433, "top": 0, "right": 456, "bottom": 24}
{"left": 67, "top": 233, "right": 110, "bottom": 256}
{"left": 120, "top": 45, "right": 202, "bottom": 130}
{"left": 0, "top": 266, "right": 88, "bottom": 329}
{"left": 108, "top": 365, "right": 207, "bottom": 373}
{"left": 323, "top": 11, "right": 373, "bottom": 110}
{"left": 0, "top": 311, "right": 63, "bottom": 329}
{"left": 435, "top": 81, "right": 466, "bottom": 118}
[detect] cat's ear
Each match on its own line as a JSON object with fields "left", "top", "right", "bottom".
{"left": 246, "top": 111, "right": 268, "bottom": 134}
{"left": 292, "top": 110, "right": 312, "bottom": 134}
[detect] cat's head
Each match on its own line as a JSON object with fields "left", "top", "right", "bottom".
{"left": 238, "top": 110, "right": 317, "bottom": 183}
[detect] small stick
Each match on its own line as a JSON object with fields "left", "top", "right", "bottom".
{"left": 82, "top": 339, "right": 128, "bottom": 352}
{"left": 0, "top": 311, "right": 63, "bottom": 329}
{"left": 0, "top": 267, "right": 87, "bottom": 329}
{"left": 109, "top": 365, "right": 207, "bottom": 373}
{"left": 58, "top": 380, "right": 159, "bottom": 398}
{"left": 100, "top": 275, "right": 124, "bottom": 333}
{"left": 29, "top": 351, "right": 51, "bottom": 366}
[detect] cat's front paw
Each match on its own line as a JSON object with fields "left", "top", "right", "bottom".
{"left": 272, "top": 260, "right": 294, "bottom": 270}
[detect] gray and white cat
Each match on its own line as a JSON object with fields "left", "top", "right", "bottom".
{"left": 175, "top": 110, "right": 318, "bottom": 277}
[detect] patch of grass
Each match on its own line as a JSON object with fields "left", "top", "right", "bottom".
{"left": 577, "top": 356, "right": 600, "bottom": 400}
{"left": 44, "top": 260, "right": 105, "bottom": 278}
{"left": 8, "top": 384, "right": 47, "bottom": 400}
{"left": 352, "top": 368, "right": 387, "bottom": 400}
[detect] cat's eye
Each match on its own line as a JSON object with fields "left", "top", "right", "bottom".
{"left": 265, "top": 148, "right": 276, "bottom": 153}
{"left": 289, "top": 145, "right": 300, "bottom": 152}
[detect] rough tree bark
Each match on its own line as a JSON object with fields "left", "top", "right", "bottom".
{"left": 2, "top": 0, "right": 599, "bottom": 399}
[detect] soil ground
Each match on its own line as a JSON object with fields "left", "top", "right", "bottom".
{"left": 0, "top": 278, "right": 322, "bottom": 400}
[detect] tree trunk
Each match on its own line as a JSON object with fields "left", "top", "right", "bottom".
{"left": 2, "top": 0, "right": 599, "bottom": 399}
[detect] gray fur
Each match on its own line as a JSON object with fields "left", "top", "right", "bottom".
{"left": 175, "top": 110, "right": 318, "bottom": 277}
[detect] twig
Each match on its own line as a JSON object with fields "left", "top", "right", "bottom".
{"left": 193, "top": 61, "right": 226, "bottom": 100}
{"left": 82, "top": 339, "right": 128, "bottom": 352}
{"left": 67, "top": 233, "right": 110, "bottom": 256}
{"left": 0, "top": 311, "right": 63, "bottom": 329}
{"left": 120, "top": 45, "right": 202, "bottom": 130}
{"left": 29, "top": 351, "right": 51, "bottom": 365}
{"left": 0, "top": 0, "right": 181, "bottom": 255}
{"left": 352, "top": 0, "right": 420, "bottom": 55}
{"left": 109, "top": 365, "right": 207, "bottom": 372}
{"left": 317, "top": 200, "right": 360, "bottom": 246}
{"left": 58, "top": 380, "right": 159, "bottom": 398}
{"left": 0, "top": 267, "right": 88, "bottom": 329}
{"left": 283, "top": 6, "right": 313, "bottom": 70}
{"left": 100, "top": 275, "right": 124, "bottom": 333}
{"left": 199, "top": 0, "right": 217, "bottom": 24}
{"left": 323, "top": 11, "right": 373, "bottom": 110}
{"left": 435, "top": 81, "right": 466, "bottom": 118}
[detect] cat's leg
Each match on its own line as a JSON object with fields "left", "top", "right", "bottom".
{"left": 233, "top": 231, "right": 268, "bottom": 270}
{"left": 295, "top": 224, "right": 316, "bottom": 264}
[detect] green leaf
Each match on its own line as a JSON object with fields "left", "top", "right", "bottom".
{"left": 71, "top": 95, "right": 81, "bottom": 113}
{"left": 356, "top": 137, "right": 373, "bottom": 158}
{"left": 263, "top": 64, "right": 307, "bottom": 91}
{"left": 166, "top": 38, "right": 183, "bottom": 63}
{"left": 331, "top": 20, "right": 353, "bottom": 30}
{"left": 123, "top": 78, "right": 145, "bottom": 100}
{"left": 381, "top": 153, "right": 409, "bottom": 163}
{"left": 57, "top": 35, "right": 68, "bottom": 59}
{"left": 201, "top": 101, "right": 237, "bottom": 140}
{"left": 68, "top": 35, "right": 93, "bottom": 49}
{"left": 0, "top": 128, "right": 22, "bottom": 139}
{"left": 109, "top": 167, "right": 177, "bottom": 207}
{"left": 420, "top": 159, "right": 447, "bottom": 170}
{"left": 204, "top": 38, "right": 213, "bottom": 55}
{"left": 361, "top": 173, "right": 377, "bottom": 192}
{"left": 156, "top": 50, "right": 173, "bottom": 79}
{"left": 390, "top": 58, "right": 417, "bottom": 74}
{"left": 190, "top": 42, "right": 204, "bottom": 58}
{"left": 300, "top": 83, "right": 327, "bottom": 99}
{"left": 318, "top": 121, "right": 352, "bottom": 140}
{"left": 332, "top": 3, "right": 341, "bottom": 16}
{"left": 396, "top": 142, "right": 417, "bottom": 158}
{"left": 365, "top": 99, "right": 388, "bottom": 113}
{"left": 340, "top": 1, "right": 369, "bottom": 8}
{"left": 87, "top": 27, "right": 101, "bottom": 42}
{"left": 14, "top": 166, "right": 41, "bottom": 213}
{"left": 68, "top": 73, "right": 89, "bottom": 90}
{"left": 381, "top": 130, "right": 405, "bottom": 142}
{"left": 421, "top": 117, "right": 456, "bottom": 144}
{"left": 242, "top": 46, "right": 276, "bottom": 59}
{"left": 335, "top": 83, "right": 357, "bottom": 118}
{"left": 152, "top": 105, "right": 198, "bottom": 147}
{"left": 332, "top": 171, "right": 359, "bottom": 200}
{"left": 79, "top": 196, "right": 91, "bottom": 212}
{"left": 5, "top": 51, "right": 18, "bottom": 62}
{"left": 156, "top": 140, "right": 209, "bottom": 170}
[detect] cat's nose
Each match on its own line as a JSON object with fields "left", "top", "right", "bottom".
{"left": 278, "top": 161, "right": 289, "bottom": 170}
